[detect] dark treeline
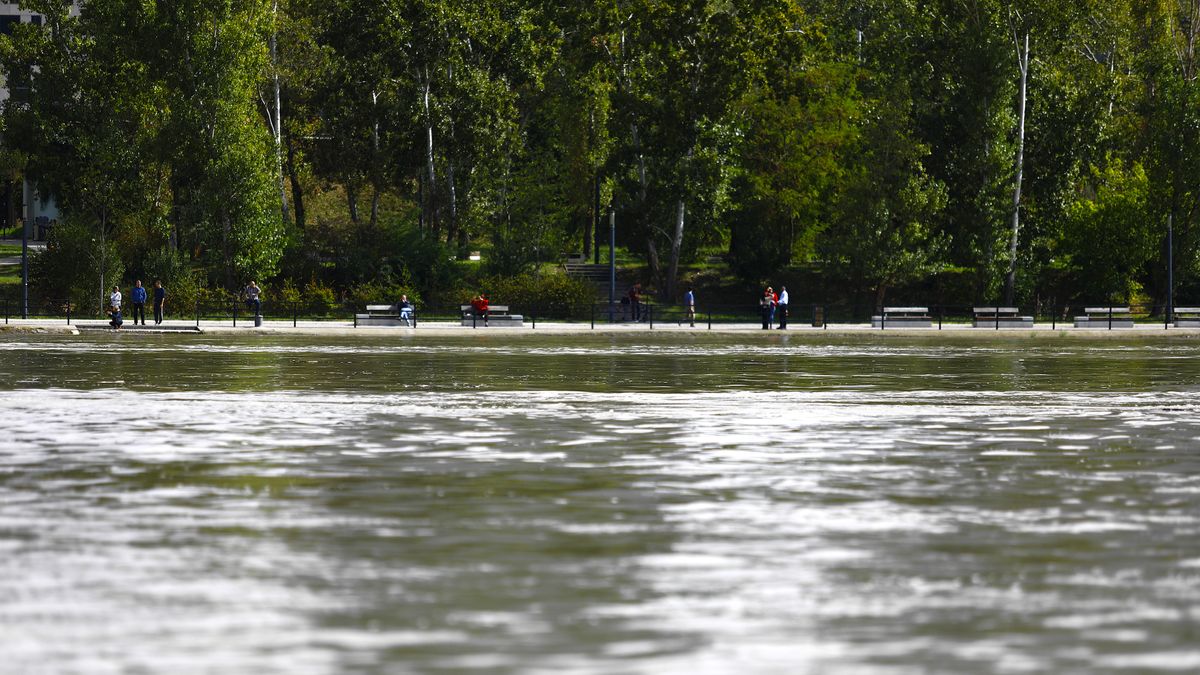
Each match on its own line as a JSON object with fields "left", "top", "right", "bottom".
{"left": 3, "top": 0, "right": 1199, "bottom": 311}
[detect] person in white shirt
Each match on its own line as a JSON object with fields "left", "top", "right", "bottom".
{"left": 777, "top": 286, "right": 789, "bottom": 329}
{"left": 109, "top": 286, "right": 123, "bottom": 329}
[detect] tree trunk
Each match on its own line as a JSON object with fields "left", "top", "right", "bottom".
{"left": 423, "top": 68, "right": 438, "bottom": 236}
{"left": 286, "top": 135, "right": 305, "bottom": 231}
{"left": 1004, "top": 31, "right": 1030, "bottom": 305}
{"left": 446, "top": 162, "right": 458, "bottom": 246}
{"left": 665, "top": 199, "right": 685, "bottom": 300}
{"left": 98, "top": 208, "right": 107, "bottom": 315}
{"left": 347, "top": 184, "right": 359, "bottom": 223}
{"left": 270, "top": 0, "right": 288, "bottom": 224}
{"left": 369, "top": 188, "right": 380, "bottom": 230}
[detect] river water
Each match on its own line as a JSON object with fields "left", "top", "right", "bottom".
{"left": 2, "top": 333, "right": 1199, "bottom": 673}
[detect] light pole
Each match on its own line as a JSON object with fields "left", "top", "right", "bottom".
{"left": 1168, "top": 212, "right": 1174, "bottom": 326}
{"left": 608, "top": 207, "right": 615, "bottom": 322}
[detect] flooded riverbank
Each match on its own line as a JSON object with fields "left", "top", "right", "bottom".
{"left": 2, "top": 333, "right": 1198, "bottom": 672}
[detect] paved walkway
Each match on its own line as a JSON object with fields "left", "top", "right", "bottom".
{"left": 3, "top": 317, "right": 1200, "bottom": 339}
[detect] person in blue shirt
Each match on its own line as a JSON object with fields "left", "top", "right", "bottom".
{"left": 684, "top": 287, "right": 696, "bottom": 327}
{"left": 153, "top": 280, "right": 167, "bottom": 324}
{"left": 130, "top": 276, "right": 147, "bottom": 324}
{"left": 129, "top": 280, "right": 147, "bottom": 325}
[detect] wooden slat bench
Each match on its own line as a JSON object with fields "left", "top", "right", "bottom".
{"left": 460, "top": 304, "right": 524, "bottom": 327}
{"left": 871, "top": 306, "right": 932, "bottom": 328}
{"left": 1173, "top": 307, "right": 1200, "bottom": 328}
{"left": 973, "top": 306, "right": 1033, "bottom": 328}
{"left": 1074, "top": 306, "right": 1134, "bottom": 328}
{"left": 355, "top": 304, "right": 414, "bottom": 326}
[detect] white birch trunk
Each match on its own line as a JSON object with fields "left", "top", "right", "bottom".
{"left": 1004, "top": 31, "right": 1029, "bottom": 305}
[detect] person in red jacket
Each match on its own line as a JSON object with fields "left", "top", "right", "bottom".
{"left": 471, "top": 293, "right": 489, "bottom": 327}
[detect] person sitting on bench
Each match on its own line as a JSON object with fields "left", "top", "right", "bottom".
{"left": 471, "top": 293, "right": 489, "bottom": 327}
{"left": 398, "top": 295, "right": 414, "bottom": 326}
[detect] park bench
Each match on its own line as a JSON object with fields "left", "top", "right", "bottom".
{"left": 460, "top": 304, "right": 524, "bottom": 327}
{"left": 1173, "top": 307, "right": 1200, "bottom": 328}
{"left": 355, "top": 304, "right": 413, "bottom": 327}
{"left": 871, "top": 306, "right": 932, "bottom": 328}
{"left": 1074, "top": 306, "right": 1134, "bottom": 329}
{"left": 973, "top": 306, "right": 1033, "bottom": 329}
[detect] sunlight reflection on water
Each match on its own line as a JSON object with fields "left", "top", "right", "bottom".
{"left": 2, "top": 335, "right": 1200, "bottom": 672}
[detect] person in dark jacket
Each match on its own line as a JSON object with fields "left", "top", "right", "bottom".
{"left": 153, "top": 280, "right": 166, "bottom": 324}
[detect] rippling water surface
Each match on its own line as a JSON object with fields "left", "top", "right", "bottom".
{"left": 3, "top": 333, "right": 1200, "bottom": 673}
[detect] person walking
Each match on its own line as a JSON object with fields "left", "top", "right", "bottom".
{"left": 684, "top": 286, "right": 696, "bottom": 327}
{"left": 760, "top": 288, "right": 774, "bottom": 329}
{"left": 152, "top": 280, "right": 166, "bottom": 324}
{"left": 244, "top": 281, "right": 262, "bottom": 316}
{"left": 129, "top": 280, "right": 147, "bottom": 326}
{"left": 109, "top": 285, "right": 123, "bottom": 330}
{"left": 777, "top": 285, "right": 789, "bottom": 330}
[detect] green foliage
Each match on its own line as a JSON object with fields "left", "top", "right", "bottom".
{"left": 347, "top": 279, "right": 421, "bottom": 307}
{"left": 31, "top": 219, "right": 124, "bottom": 314}
{"left": 6, "top": 0, "right": 1200, "bottom": 307}
{"left": 1061, "top": 160, "right": 1155, "bottom": 302}
{"left": 142, "top": 247, "right": 203, "bottom": 310}
{"left": 479, "top": 273, "right": 595, "bottom": 318}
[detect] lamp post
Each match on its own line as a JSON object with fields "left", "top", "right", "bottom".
{"left": 1168, "top": 212, "right": 1174, "bottom": 326}
{"left": 608, "top": 207, "right": 615, "bottom": 322}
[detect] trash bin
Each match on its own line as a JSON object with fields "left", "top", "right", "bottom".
{"left": 811, "top": 305, "right": 824, "bottom": 327}
{"left": 254, "top": 314, "right": 262, "bottom": 327}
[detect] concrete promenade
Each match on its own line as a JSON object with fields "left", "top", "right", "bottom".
{"left": 4, "top": 317, "right": 1200, "bottom": 339}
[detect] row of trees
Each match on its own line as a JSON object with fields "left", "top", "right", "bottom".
{"left": 3, "top": 0, "right": 1199, "bottom": 309}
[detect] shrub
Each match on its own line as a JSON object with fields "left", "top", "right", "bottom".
{"left": 347, "top": 279, "right": 421, "bottom": 308}
{"left": 31, "top": 219, "right": 124, "bottom": 315}
{"left": 479, "top": 272, "right": 596, "bottom": 319}
{"left": 142, "top": 247, "right": 203, "bottom": 310}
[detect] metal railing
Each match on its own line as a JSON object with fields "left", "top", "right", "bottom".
{"left": 0, "top": 293, "right": 1191, "bottom": 332}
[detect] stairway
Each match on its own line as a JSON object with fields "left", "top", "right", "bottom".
{"left": 565, "top": 261, "right": 620, "bottom": 298}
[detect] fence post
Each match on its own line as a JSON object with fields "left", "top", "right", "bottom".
{"left": 532, "top": 305, "right": 536, "bottom": 330}
{"left": 1108, "top": 305, "right": 1113, "bottom": 330}
{"left": 708, "top": 309, "right": 712, "bottom": 330}
{"left": 293, "top": 302, "right": 298, "bottom": 328}
{"left": 472, "top": 308, "right": 477, "bottom": 329}
{"left": 823, "top": 305, "right": 828, "bottom": 329}
{"left": 880, "top": 307, "right": 886, "bottom": 330}
{"left": 938, "top": 305, "right": 943, "bottom": 330}
{"left": 413, "top": 309, "right": 418, "bottom": 328}
{"left": 195, "top": 300, "right": 200, "bottom": 328}
{"left": 354, "top": 310, "right": 358, "bottom": 328}
{"left": 996, "top": 305, "right": 1000, "bottom": 331}
{"left": 4, "top": 298, "right": 7, "bottom": 324}
{"left": 233, "top": 300, "right": 238, "bottom": 327}
{"left": 1052, "top": 305, "right": 1057, "bottom": 331}
{"left": 648, "top": 304, "right": 653, "bottom": 329}
{"left": 591, "top": 304, "right": 595, "bottom": 330}
{"left": 1165, "top": 302, "right": 1170, "bottom": 330}
{"left": 66, "top": 302, "right": 71, "bottom": 325}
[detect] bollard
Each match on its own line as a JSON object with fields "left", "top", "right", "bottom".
{"left": 708, "top": 310, "right": 712, "bottom": 330}
{"left": 233, "top": 300, "right": 238, "bottom": 328}
{"left": 293, "top": 302, "right": 298, "bottom": 328}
